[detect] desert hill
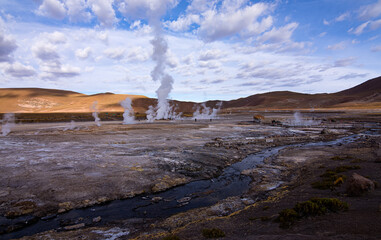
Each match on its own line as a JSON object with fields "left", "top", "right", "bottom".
{"left": 0, "top": 76, "right": 380, "bottom": 114}
{"left": 0, "top": 88, "right": 148, "bottom": 113}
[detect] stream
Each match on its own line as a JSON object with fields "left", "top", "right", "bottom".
{"left": 0, "top": 134, "right": 362, "bottom": 239}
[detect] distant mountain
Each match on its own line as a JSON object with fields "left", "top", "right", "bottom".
{"left": 217, "top": 76, "right": 381, "bottom": 110}
{"left": 0, "top": 76, "right": 380, "bottom": 113}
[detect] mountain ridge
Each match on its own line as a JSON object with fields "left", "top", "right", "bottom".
{"left": 0, "top": 76, "right": 380, "bottom": 113}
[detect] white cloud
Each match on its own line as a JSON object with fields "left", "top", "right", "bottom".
{"left": 258, "top": 22, "right": 298, "bottom": 43}
{"left": 46, "top": 31, "right": 67, "bottom": 44}
{"left": 349, "top": 19, "right": 381, "bottom": 35}
{"left": 198, "top": 49, "right": 223, "bottom": 61}
{"left": 3, "top": 62, "right": 36, "bottom": 77}
{"left": 75, "top": 47, "right": 92, "bottom": 59}
{"left": 358, "top": 0, "right": 381, "bottom": 20}
{"left": 0, "top": 31, "right": 17, "bottom": 62}
{"left": 165, "top": 14, "right": 200, "bottom": 32}
{"left": 32, "top": 42, "right": 60, "bottom": 61}
{"left": 319, "top": 32, "right": 327, "bottom": 37}
{"left": 186, "top": 0, "right": 215, "bottom": 13}
{"left": 97, "top": 31, "right": 108, "bottom": 43}
{"left": 127, "top": 46, "right": 149, "bottom": 61}
{"left": 103, "top": 47, "right": 125, "bottom": 60}
{"left": 87, "top": 0, "right": 116, "bottom": 27}
{"left": 335, "top": 12, "right": 350, "bottom": 22}
{"left": 334, "top": 57, "right": 356, "bottom": 67}
{"left": 198, "top": 2, "right": 273, "bottom": 42}
{"left": 327, "top": 41, "right": 346, "bottom": 50}
{"left": 118, "top": 0, "right": 178, "bottom": 20}
{"left": 323, "top": 19, "right": 330, "bottom": 25}
{"left": 65, "top": 0, "right": 92, "bottom": 23}
{"left": 36, "top": 0, "right": 67, "bottom": 20}
{"left": 41, "top": 63, "right": 80, "bottom": 79}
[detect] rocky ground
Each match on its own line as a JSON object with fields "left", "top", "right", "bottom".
{"left": 0, "top": 112, "right": 379, "bottom": 239}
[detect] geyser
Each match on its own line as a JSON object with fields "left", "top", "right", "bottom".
{"left": 120, "top": 97, "right": 135, "bottom": 124}
{"left": 91, "top": 101, "right": 101, "bottom": 127}
{"left": 193, "top": 102, "right": 222, "bottom": 120}
{"left": 1, "top": 113, "right": 15, "bottom": 136}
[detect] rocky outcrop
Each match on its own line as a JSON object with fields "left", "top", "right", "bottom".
{"left": 346, "top": 173, "right": 375, "bottom": 196}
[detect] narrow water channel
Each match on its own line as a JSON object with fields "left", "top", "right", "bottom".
{"left": 0, "top": 134, "right": 361, "bottom": 239}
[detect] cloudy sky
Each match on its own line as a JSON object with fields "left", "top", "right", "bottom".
{"left": 0, "top": 0, "right": 380, "bottom": 102}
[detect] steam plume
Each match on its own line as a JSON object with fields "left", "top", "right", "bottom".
{"left": 120, "top": 97, "right": 135, "bottom": 124}
{"left": 91, "top": 101, "right": 101, "bottom": 127}
{"left": 289, "top": 111, "right": 321, "bottom": 126}
{"left": 146, "top": 13, "right": 175, "bottom": 120}
{"left": 193, "top": 102, "right": 222, "bottom": 120}
{"left": 1, "top": 113, "right": 15, "bottom": 136}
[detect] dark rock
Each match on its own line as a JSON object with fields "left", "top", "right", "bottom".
{"left": 346, "top": 173, "right": 375, "bottom": 196}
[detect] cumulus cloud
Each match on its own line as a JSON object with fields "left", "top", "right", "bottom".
{"left": 65, "top": 0, "right": 92, "bottom": 22}
{"left": 334, "top": 57, "right": 356, "bottom": 67}
{"left": 3, "top": 62, "right": 36, "bottom": 77}
{"left": 104, "top": 47, "right": 125, "bottom": 60}
{"left": 88, "top": 0, "right": 116, "bottom": 27}
{"left": 46, "top": 31, "right": 67, "bottom": 44}
{"left": 36, "top": 0, "right": 67, "bottom": 20}
{"left": 0, "top": 32, "right": 17, "bottom": 62}
{"left": 127, "top": 46, "right": 149, "bottom": 61}
{"left": 358, "top": 0, "right": 381, "bottom": 20}
{"left": 165, "top": 14, "right": 200, "bottom": 32}
{"left": 97, "top": 31, "right": 108, "bottom": 43}
{"left": 198, "top": 2, "right": 273, "bottom": 42}
{"left": 32, "top": 42, "right": 60, "bottom": 61}
{"left": 75, "top": 47, "right": 92, "bottom": 59}
{"left": 118, "top": 0, "right": 178, "bottom": 20}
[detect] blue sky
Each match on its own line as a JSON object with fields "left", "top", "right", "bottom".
{"left": 0, "top": 0, "right": 380, "bottom": 102}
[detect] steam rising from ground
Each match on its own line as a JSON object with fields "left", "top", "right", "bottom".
{"left": 145, "top": 10, "right": 177, "bottom": 121}
{"left": 1, "top": 113, "right": 15, "bottom": 136}
{"left": 64, "top": 120, "right": 77, "bottom": 131}
{"left": 91, "top": 101, "right": 101, "bottom": 127}
{"left": 120, "top": 97, "right": 135, "bottom": 124}
{"left": 288, "top": 112, "right": 321, "bottom": 126}
{"left": 193, "top": 103, "right": 222, "bottom": 120}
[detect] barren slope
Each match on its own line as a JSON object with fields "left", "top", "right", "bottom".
{"left": 0, "top": 88, "right": 148, "bottom": 113}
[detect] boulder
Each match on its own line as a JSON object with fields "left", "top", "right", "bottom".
{"left": 346, "top": 173, "right": 375, "bottom": 196}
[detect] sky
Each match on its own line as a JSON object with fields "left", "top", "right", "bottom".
{"left": 0, "top": 0, "right": 380, "bottom": 102}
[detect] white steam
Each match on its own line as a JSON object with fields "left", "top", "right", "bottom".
{"left": 64, "top": 120, "right": 77, "bottom": 131}
{"left": 193, "top": 102, "right": 222, "bottom": 120}
{"left": 289, "top": 112, "right": 321, "bottom": 126}
{"left": 1, "top": 113, "right": 15, "bottom": 136}
{"left": 91, "top": 101, "right": 101, "bottom": 127}
{"left": 120, "top": 97, "right": 135, "bottom": 124}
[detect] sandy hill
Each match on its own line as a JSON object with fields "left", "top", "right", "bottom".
{"left": 0, "top": 76, "right": 380, "bottom": 113}
{"left": 0, "top": 88, "right": 147, "bottom": 113}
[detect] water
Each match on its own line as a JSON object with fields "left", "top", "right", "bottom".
{"left": 0, "top": 134, "right": 362, "bottom": 239}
